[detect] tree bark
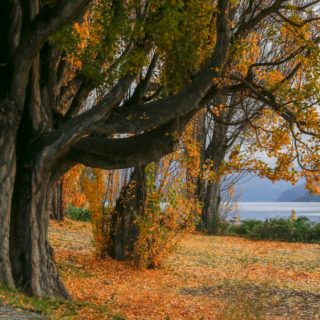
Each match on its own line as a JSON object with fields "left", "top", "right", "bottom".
{"left": 0, "top": 100, "right": 18, "bottom": 289}
{"left": 51, "top": 182, "right": 63, "bottom": 222}
{"left": 0, "top": 0, "right": 91, "bottom": 297}
{"left": 202, "top": 177, "right": 222, "bottom": 235}
{"left": 108, "top": 167, "right": 145, "bottom": 261}
{"left": 198, "top": 110, "right": 229, "bottom": 234}
{"left": 10, "top": 152, "right": 70, "bottom": 298}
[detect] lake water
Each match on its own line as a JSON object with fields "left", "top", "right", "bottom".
{"left": 237, "top": 202, "right": 320, "bottom": 222}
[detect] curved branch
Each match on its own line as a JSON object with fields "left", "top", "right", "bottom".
{"left": 62, "top": 112, "right": 195, "bottom": 170}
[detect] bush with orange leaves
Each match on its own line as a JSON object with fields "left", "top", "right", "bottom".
{"left": 82, "top": 168, "right": 124, "bottom": 258}
{"left": 134, "top": 161, "right": 201, "bottom": 269}
{"left": 61, "top": 164, "right": 87, "bottom": 214}
{"left": 134, "top": 120, "right": 203, "bottom": 268}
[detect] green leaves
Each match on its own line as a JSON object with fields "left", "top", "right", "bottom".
{"left": 49, "top": 24, "right": 81, "bottom": 52}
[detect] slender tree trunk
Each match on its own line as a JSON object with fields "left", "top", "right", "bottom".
{"left": 198, "top": 109, "right": 229, "bottom": 233}
{"left": 201, "top": 140, "right": 227, "bottom": 234}
{"left": 202, "top": 178, "right": 222, "bottom": 234}
{"left": 108, "top": 167, "right": 145, "bottom": 261}
{"left": 51, "top": 183, "right": 63, "bottom": 222}
{"left": 0, "top": 100, "right": 19, "bottom": 289}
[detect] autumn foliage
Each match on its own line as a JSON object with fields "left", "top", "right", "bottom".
{"left": 62, "top": 165, "right": 87, "bottom": 213}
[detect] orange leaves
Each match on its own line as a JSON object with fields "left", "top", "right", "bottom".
{"left": 62, "top": 164, "right": 87, "bottom": 213}
{"left": 231, "top": 33, "right": 261, "bottom": 77}
{"left": 133, "top": 124, "right": 202, "bottom": 268}
{"left": 48, "top": 219, "right": 320, "bottom": 320}
{"left": 83, "top": 169, "right": 112, "bottom": 258}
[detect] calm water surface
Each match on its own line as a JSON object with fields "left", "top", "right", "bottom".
{"left": 237, "top": 202, "right": 320, "bottom": 222}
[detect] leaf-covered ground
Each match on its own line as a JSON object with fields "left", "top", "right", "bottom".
{"left": 2, "top": 219, "right": 319, "bottom": 319}
{"left": 46, "top": 219, "right": 320, "bottom": 319}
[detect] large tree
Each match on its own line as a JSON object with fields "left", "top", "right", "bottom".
{"left": 1, "top": 0, "right": 320, "bottom": 298}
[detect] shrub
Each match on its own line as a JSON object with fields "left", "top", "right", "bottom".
{"left": 134, "top": 162, "right": 201, "bottom": 269}
{"left": 228, "top": 219, "right": 263, "bottom": 238}
{"left": 227, "top": 216, "right": 320, "bottom": 243}
{"left": 65, "top": 205, "right": 91, "bottom": 222}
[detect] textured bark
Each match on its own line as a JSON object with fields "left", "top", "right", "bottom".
{"left": 10, "top": 152, "right": 70, "bottom": 298}
{"left": 0, "top": 100, "right": 17, "bottom": 289}
{"left": 0, "top": 0, "right": 92, "bottom": 297}
{"left": 51, "top": 183, "right": 63, "bottom": 222}
{"left": 202, "top": 178, "right": 223, "bottom": 234}
{"left": 198, "top": 107, "right": 230, "bottom": 234}
{"left": 108, "top": 167, "right": 145, "bottom": 261}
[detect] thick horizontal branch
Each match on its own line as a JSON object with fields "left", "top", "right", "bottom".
{"left": 63, "top": 113, "right": 194, "bottom": 170}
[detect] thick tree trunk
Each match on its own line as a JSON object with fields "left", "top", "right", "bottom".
{"left": 0, "top": 0, "right": 233, "bottom": 298}
{"left": 10, "top": 156, "right": 70, "bottom": 298}
{"left": 108, "top": 167, "right": 145, "bottom": 261}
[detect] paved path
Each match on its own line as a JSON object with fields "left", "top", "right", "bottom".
{"left": 0, "top": 303, "right": 48, "bottom": 319}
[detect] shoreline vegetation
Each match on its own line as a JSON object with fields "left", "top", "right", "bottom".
{"left": 0, "top": 218, "right": 319, "bottom": 319}
{"left": 225, "top": 216, "right": 320, "bottom": 244}
{"left": 66, "top": 205, "right": 320, "bottom": 244}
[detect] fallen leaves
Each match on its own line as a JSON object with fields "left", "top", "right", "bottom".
{"left": 48, "top": 220, "right": 320, "bottom": 320}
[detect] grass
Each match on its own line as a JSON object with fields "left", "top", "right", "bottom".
{"left": 1, "top": 219, "right": 320, "bottom": 319}
{"left": 0, "top": 284, "right": 125, "bottom": 320}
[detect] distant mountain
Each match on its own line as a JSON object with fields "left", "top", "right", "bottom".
{"left": 277, "top": 184, "right": 305, "bottom": 202}
{"left": 294, "top": 191, "right": 320, "bottom": 202}
{"left": 235, "top": 175, "right": 320, "bottom": 202}
{"left": 236, "top": 176, "right": 295, "bottom": 202}
{"left": 276, "top": 184, "right": 320, "bottom": 202}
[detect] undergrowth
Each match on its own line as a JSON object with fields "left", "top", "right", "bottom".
{"left": 65, "top": 205, "right": 91, "bottom": 222}
{"left": 227, "top": 216, "right": 320, "bottom": 243}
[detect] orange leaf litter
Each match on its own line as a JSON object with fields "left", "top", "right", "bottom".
{"left": 49, "top": 219, "right": 320, "bottom": 319}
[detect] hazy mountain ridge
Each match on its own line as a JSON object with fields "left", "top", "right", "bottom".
{"left": 294, "top": 192, "right": 320, "bottom": 202}
{"left": 277, "top": 184, "right": 305, "bottom": 202}
{"left": 277, "top": 184, "right": 320, "bottom": 202}
{"left": 237, "top": 176, "right": 294, "bottom": 202}
{"left": 236, "top": 176, "right": 320, "bottom": 202}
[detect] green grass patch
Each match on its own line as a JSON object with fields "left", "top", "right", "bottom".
{"left": 0, "top": 284, "right": 125, "bottom": 320}
{"left": 65, "top": 206, "right": 91, "bottom": 222}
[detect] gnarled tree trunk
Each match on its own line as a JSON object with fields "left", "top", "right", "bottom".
{"left": 10, "top": 120, "right": 70, "bottom": 298}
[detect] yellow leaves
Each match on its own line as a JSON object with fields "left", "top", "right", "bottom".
{"left": 231, "top": 33, "right": 261, "bottom": 76}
